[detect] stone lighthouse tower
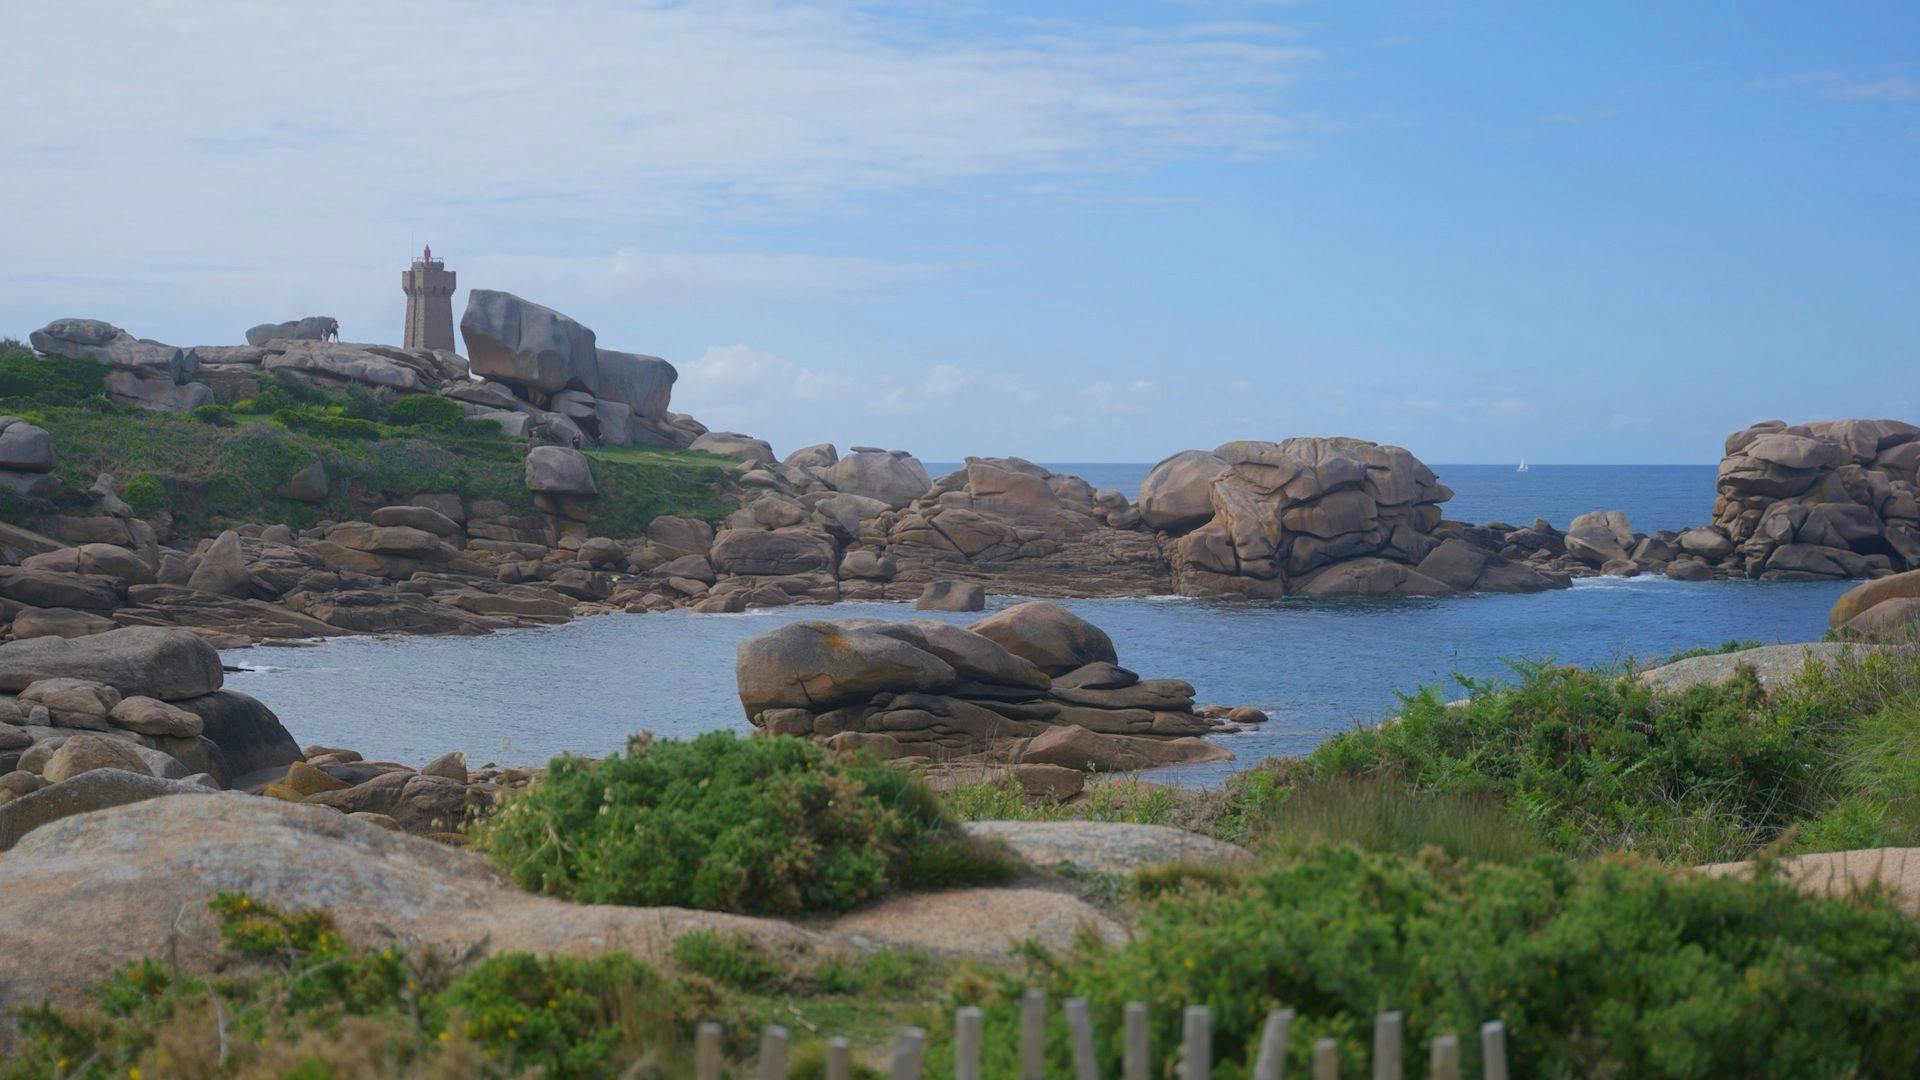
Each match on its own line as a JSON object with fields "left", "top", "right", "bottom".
{"left": 401, "top": 244, "right": 456, "bottom": 351}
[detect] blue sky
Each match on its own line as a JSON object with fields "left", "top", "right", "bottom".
{"left": 3, "top": 1, "right": 1915, "bottom": 463}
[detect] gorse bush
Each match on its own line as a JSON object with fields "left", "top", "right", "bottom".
{"left": 117, "top": 472, "right": 167, "bottom": 517}
{"left": 940, "top": 844, "right": 1920, "bottom": 1079}
{"left": 272, "top": 408, "right": 383, "bottom": 441}
{"left": 385, "top": 393, "right": 464, "bottom": 429}
{"left": 190, "top": 402, "right": 234, "bottom": 426}
{"left": 475, "top": 732, "right": 1016, "bottom": 915}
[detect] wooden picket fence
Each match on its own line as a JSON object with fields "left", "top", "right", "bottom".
{"left": 694, "top": 988, "right": 1510, "bottom": 1079}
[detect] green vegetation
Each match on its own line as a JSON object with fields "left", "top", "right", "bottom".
{"left": 1240, "top": 659, "right": 1853, "bottom": 864}
{"left": 937, "top": 845, "right": 1920, "bottom": 1078}
{"left": 0, "top": 346, "right": 107, "bottom": 402}
{"left": 0, "top": 347, "right": 735, "bottom": 536}
{"left": 475, "top": 733, "right": 1017, "bottom": 915}
{"left": 941, "top": 773, "right": 1194, "bottom": 827}
{"left": 4, "top": 893, "right": 706, "bottom": 1078}
{"left": 383, "top": 393, "right": 465, "bottom": 429}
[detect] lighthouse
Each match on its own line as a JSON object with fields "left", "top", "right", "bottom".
{"left": 401, "top": 244, "right": 456, "bottom": 352}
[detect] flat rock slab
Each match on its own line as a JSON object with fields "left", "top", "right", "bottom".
{"left": 964, "top": 819, "right": 1250, "bottom": 874}
{"left": 1637, "top": 642, "right": 1900, "bottom": 695}
{"left": 826, "top": 886, "right": 1125, "bottom": 956}
{"left": 1699, "top": 848, "right": 1920, "bottom": 915}
{"left": 0, "top": 794, "right": 1134, "bottom": 1010}
{"left": 0, "top": 794, "right": 821, "bottom": 1009}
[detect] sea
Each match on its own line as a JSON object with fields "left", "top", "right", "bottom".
{"left": 226, "top": 463, "right": 1855, "bottom": 785}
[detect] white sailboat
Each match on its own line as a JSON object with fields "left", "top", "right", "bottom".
{"left": 1517, "top": 458, "right": 1529, "bottom": 473}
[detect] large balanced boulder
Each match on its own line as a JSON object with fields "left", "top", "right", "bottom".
{"left": 460, "top": 289, "right": 600, "bottom": 397}
{"left": 524, "top": 445, "right": 597, "bottom": 495}
{"left": 594, "top": 349, "right": 677, "bottom": 419}
{"left": 0, "top": 627, "right": 222, "bottom": 700}
{"left": 1139, "top": 449, "right": 1229, "bottom": 533}
{"left": 967, "top": 601, "right": 1116, "bottom": 676}
{"left": 823, "top": 449, "right": 932, "bottom": 509}
{"left": 736, "top": 621, "right": 956, "bottom": 714}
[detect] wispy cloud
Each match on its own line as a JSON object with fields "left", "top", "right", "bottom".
{"left": 0, "top": 0, "right": 1312, "bottom": 338}
{"left": 1750, "top": 71, "right": 1920, "bottom": 103}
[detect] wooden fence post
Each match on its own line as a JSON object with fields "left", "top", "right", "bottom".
{"left": 1182, "top": 1005, "right": 1211, "bottom": 1080}
{"left": 1123, "top": 1001, "right": 1150, "bottom": 1080}
{"left": 1312, "top": 1037, "right": 1339, "bottom": 1080}
{"left": 696, "top": 1021, "right": 722, "bottom": 1080}
{"left": 890, "top": 1027, "right": 926, "bottom": 1080}
{"left": 758, "top": 1025, "right": 790, "bottom": 1080}
{"left": 1066, "top": 997, "right": 1100, "bottom": 1080}
{"left": 1021, "top": 988, "right": 1048, "bottom": 1080}
{"left": 1479, "top": 1022, "right": 1508, "bottom": 1080}
{"left": 1429, "top": 1034, "right": 1459, "bottom": 1080}
{"left": 1373, "top": 1012, "right": 1404, "bottom": 1080}
{"left": 1254, "top": 1009, "right": 1295, "bottom": 1080}
{"left": 827, "top": 1035, "right": 852, "bottom": 1080}
{"left": 955, "top": 1006, "right": 984, "bottom": 1080}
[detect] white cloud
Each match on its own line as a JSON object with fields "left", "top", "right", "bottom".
{"left": 1751, "top": 71, "right": 1920, "bottom": 103}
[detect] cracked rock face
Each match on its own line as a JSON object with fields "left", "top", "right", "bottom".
{"left": 1144, "top": 437, "right": 1486, "bottom": 597}
{"left": 1710, "top": 419, "right": 1920, "bottom": 579}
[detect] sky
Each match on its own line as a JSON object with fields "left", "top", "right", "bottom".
{"left": 2, "top": 1, "right": 1916, "bottom": 464}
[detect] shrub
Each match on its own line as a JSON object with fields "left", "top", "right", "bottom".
{"left": 475, "top": 732, "right": 1013, "bottom": 915}
{"left": 0, "top": 346, "right": 107, "bottom": 402}
{"left": 386, "top": 393, "right": 464, "bottom": 429}
{"left": 234, "top": 384, "right": 305, "bottom": 415}
{"left": 341, "top": 385, "right": 389, "bottom": 422}
{"left": 273, "top": 409, "right": 382, "bottom": 441}
{"left": 669, "top": 930, "right": 784, "bottom": 991}
{"left": 1262, "top": 660, "right": 1841, "bottom": 863}
{"left": 191, "top": 402, "right": 234, "bottom": 426}
{"left": 439, "top": 952, "right": 681, "bottom": 1077}
{"left": 118, "top": 472, "right": 167, "bottom": 517}
{"left": 6, "top": 893, "right": 710, "bottom": 1079}
{"left": 941, "top": 844, "right": 1920, "bottom": 1078}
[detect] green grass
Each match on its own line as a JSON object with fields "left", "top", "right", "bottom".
{"left": 0, "top": 394, "right": 733, "bottom": 539}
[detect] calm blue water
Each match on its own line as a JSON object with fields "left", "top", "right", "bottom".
{"left": 228, "top": 575, "right": 1851, "bottom": 787}
{"left": 930, "top": 462, "right": 1720, "bottom": 535}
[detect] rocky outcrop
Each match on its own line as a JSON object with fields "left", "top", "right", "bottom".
{"left": 736, "top": 602, "right": 1241, "bottom": 770}
{"left": 29, "top": 318, "right": 215, "bottom": 413}
{"left": 1700, "top": 419, "right": 1920, "bottom": 580}
{"left": 455, "top": 290, "right": 699, "bottom": 449}
{"left": 1144, "top": 438, "right": 1564, "bottom": 597}
{"left": 245, "top": 316, "right": 339, "bottom": 346}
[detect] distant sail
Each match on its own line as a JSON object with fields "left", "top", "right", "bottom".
{"left": 1517, "top": 459, "right": 1529, "bottom": 473}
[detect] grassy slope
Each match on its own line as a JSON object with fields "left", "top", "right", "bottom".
{"left": 0, "top": 400, "right": 737, "bottom": 540}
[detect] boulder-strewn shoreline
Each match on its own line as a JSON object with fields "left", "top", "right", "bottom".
{"left": 7, "top": 294, "right": 1915, "bottom": 657}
